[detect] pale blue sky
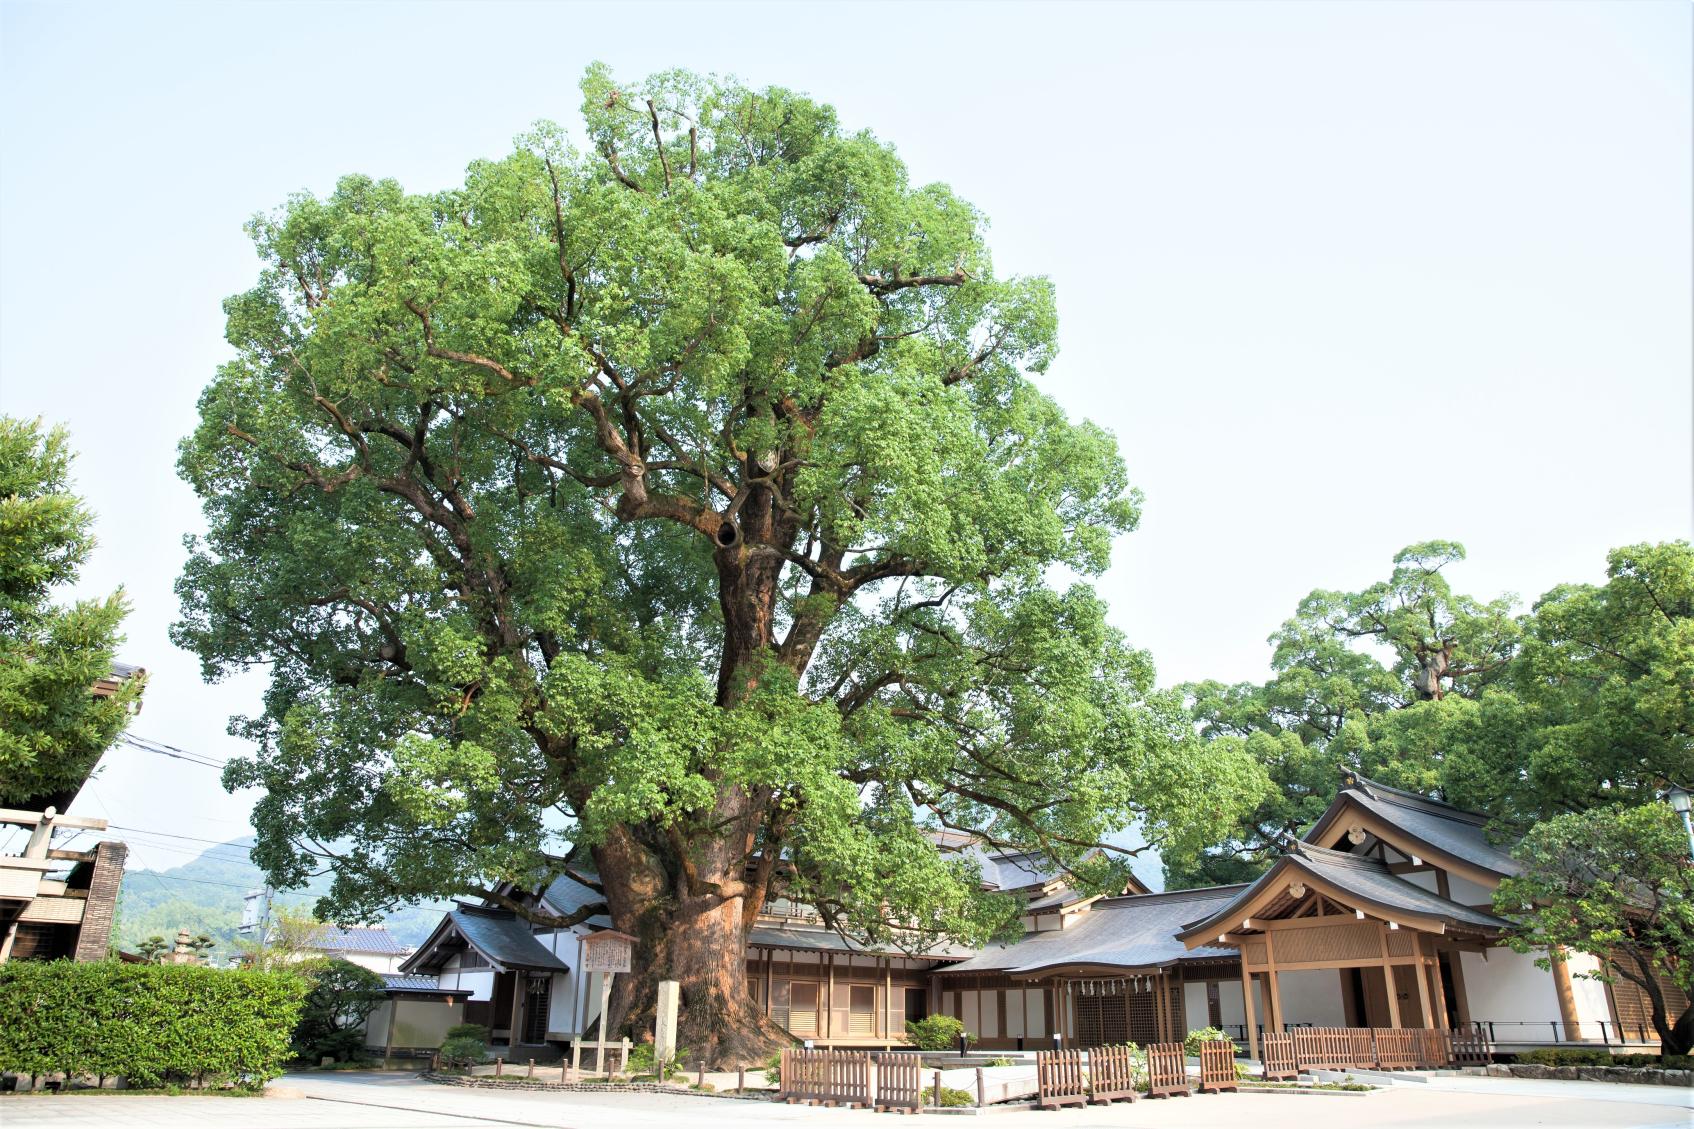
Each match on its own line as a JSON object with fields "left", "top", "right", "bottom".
{"left": 1, "top": 0, "right": 1689, "bottom": 870}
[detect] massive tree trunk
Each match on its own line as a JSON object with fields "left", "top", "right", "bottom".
{"left": 591, "top": 819, "right": 789, "bottom": 1067}
{"left": 582, "top": 486, "right": 808, "bottom": 1066}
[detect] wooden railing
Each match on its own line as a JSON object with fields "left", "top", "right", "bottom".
{"left": 1145, "top": 1042, "right": 1190, "bottom": 1099}
{"left": 1034, "top": 1049, "right": 1088, "bottom": 1109}
{"left": 1292, "top": 1027, "right": 1374, "bottom": 1070}
{"left": 1375, "top": 1029, "right": 1417, "bottom": 1069}
{"left": 1261, "top": 1033, "right": 1298, "bottom": 1081}
{"left": 1086, "top": 1045, "right": 1139, "bottom": 1104}
{"left": 1197, "top": 1041, "right": 1238, "bottom": 1093}
{"left": 873, "top": 1053, "right": 922, "bottom": 1114}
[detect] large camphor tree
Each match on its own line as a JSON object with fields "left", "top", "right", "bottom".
{"left": 176, "top": 66, "right": 1265, "bottom": 1061}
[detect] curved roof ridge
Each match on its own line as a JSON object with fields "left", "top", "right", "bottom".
{"left": 1096, "top": 882, "right": 1251, "bottom": 907}
{"left": 1341, "top": 770, "right": 1489, "bottom": 826}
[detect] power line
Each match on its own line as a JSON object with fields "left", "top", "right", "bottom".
{"left": 119, "top": 734, "right": 228, "bottom": 769}
{"left": 129, "top": 871, "right": 254, "bottom": 892}
{"left": 109, "top": 824, "right": 255, "bottom": 850}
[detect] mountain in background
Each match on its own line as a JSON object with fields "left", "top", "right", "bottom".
{"left": 115, "top": 839, "right": 448, "bottom": 963}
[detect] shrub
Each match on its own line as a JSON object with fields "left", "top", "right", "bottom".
{"left": 445, "top": 1023, "right": 490, "bottom": 1043}
{"left": 921, "top": 1084, "right": 975, "bottom": 1107}
{"left": 986, "top": 1056, "right": 1015, "bottom": 1067}
{"left": 1514, "top": 1048, "right": 1613, "bottom": 1067}
{"left": 438, "top": 1035, "right": 488, "bottom": 1069}
{"left": 1183, "top": 1026, "right": 1231, "bottom": 1057}
{"left": 291, "top": 958, "right": 386, "bottom": 1064}
{"left": 905, "top": 1014, "right": 972, "bottom": 1051}
{"left": 0, "top": 960, "right": 306, "bottom": 1089}
{"left": 764, "top": 1050, "right": 782, "bottom": 1086}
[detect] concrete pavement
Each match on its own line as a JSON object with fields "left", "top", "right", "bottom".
{"left": 0, "top": 1069, "right": 1685, "bottom": 1128}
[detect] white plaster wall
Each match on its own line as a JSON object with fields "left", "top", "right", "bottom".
{"left": 448, "top": 967, "right": 496, "bottom": 1002}
{"left": 1184, "top": 983, "right": 1207, "bottom": 1030}
{"left": 1460, "top": 947, "right": 1561, "bottom": 1025}
{"left": 1216, "top": 980, "right": 1245, "bottom": 1029}
{"left": 1448, "top": 873, "right": 1495, "bottom": 906}
{"left": 337, "top": 951, "right": 407, "bottom": 974}
{"left": 1274, "top": 970, "right": 1347, "bottom": 1027}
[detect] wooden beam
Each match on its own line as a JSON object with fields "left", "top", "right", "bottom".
{"left": 1377, "top": 921, "right": 1402, "bottom": 1028}
{"left": 1263, "top": 930, "right": 1284, "bottom": 1034}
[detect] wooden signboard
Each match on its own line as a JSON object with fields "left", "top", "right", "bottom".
{"left": 582, "top": 930, "right": 635, "bottom": 974}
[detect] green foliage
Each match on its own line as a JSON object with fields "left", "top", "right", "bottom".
{"left": 1170, "top": 542, "right": 1516, "bottom": 886}
{"left": 0, "top": 961, "right": 306, "bottom": 1088}
{"left": 905, "top": 1013, "right": 971, "bottom": 1051}
{"left": 1183, "top": 1027, "right": 1230, "bottom": 1057}
{"left": 763, "top": 1050, "right": 782, "bottom": 1086}
{"left": 136, "top": 936, "right": 168, "bottom": 963}
{"left": 445, "top": 1023, "right": 489, "bottom": 1043}
{"left": 1513, "top": 1048, "right": 1614, "bottom": 1067}
{"left": 438, "top": 1035, "right": 488, "bottom": 1069}
{"left": 921, "top": 1084, "right": 974, "bottom": 1107}
{"left": 0, "top": 417, "right": 140, "bottom": 807}
{"left": 1610, "top": 1052, "right": 1692, "bottom": 1069}
{"left": 1498, "top": 804, "right": 1694, "bottom": 1054}
{"left": 985, "top": 1056, "right": 1015, "bottom": 1067}
{"left": 291, "top": 957, "right": 387, "bottom": 1063}
{"left": 172, "top": 61, "right": 1262, "bottom": 1034}
{"left": 1473, "top": 541, "right": 1694, "bottom": 827}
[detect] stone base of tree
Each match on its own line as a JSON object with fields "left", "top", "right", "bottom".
{"left": 1484, "top": 1064, "right": 1692, "bottom": 1087}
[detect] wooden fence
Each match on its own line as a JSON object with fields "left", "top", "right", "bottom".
{"left": 1451, "top": 1027, "right": 1493, "bottom": 1066}
{"left": 1145, "top": 1042, "right": 1190, "bottom": 1099}
{"left": 779, "top": 1048, "right": 870, "bottom": 1107}
{"left": 1260, "top": 1033, "right": 1298, "bottom": 1081}
{"left": 1277, "top": 1027, "right": 1479, "bottom": 1073}
{"left": 1087, "top": 1045, "right": 1139, "bottom": 1104}
{"left": 873, "top": 1054, "right": 922, "bottom": 1114}
{"left": 1291, "top": 1027, "right": 1375, "bottom": 1070}
{"left": 1197, "top": 1041, "right": 1238, "bottom": 1094}
{"left": 1035, "top": 1049, "right": 1088, "bottom": 1109}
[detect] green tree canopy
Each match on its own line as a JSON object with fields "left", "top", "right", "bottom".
{"left": 291, "top": 957, "right": 387, "bottom": 1064}
{"left": 1169, "top": 541, "right": 1518, "bottom": 885}
{"left": 175, "top": 65, "right": 1265, "bottom": 1061}
{"left": 1498, "top": 804, "right": 1693, "bottom": 1055}
{"left": 0, "top": 416, "right": 141, "bottom": 808}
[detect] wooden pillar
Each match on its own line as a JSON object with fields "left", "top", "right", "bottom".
{"left": 1410, "top": 936, "right": 1434, "bottom": 1029}
{"left": 885, "top": 959, "right": 893, "bottom": 1044}
{"left": 1238, "top": 951, "right": 1259, "bottom": 1062}
{"left": 1428, "top": 953, "right": 1451, "bottom": 1030}
{"left": 826, "top": 954, "right": 835, "bottom": 1041}
{"left": 509, "top": 972, "right": 524, "bottom": 1046}
{"left": 1447, "top": 947, "right": 1472, "bottom": 1027}
{"left": 764, "top": 953, "right": 774, "bottom": 1018}
{"left": 1377, "top": 923, "right": 1402, "bottom": 1029}
{"left": 1153, "top": 972, "right": 1167, "bottom": 1042}
{"left": 1263, "top": 930, "right": 1285, "bottom": 1033}
{"left": 1550, "top": 947, "right": 1581, "bottom": 1041}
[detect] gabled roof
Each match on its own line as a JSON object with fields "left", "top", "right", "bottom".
{"left": 1176, "top": 841, "right": 1512, "bottom": 946}
{"left": 313, "top": 924, "right": 408, "bottom": 955}
{"left": 1304, "top": 771, "right": 1521, "bottom": 880}
{"left": 400, "top": 905, "right": 570, "bottom": 975}
{"left": 940, "top": 885, "right": 1247, "bottom": 977}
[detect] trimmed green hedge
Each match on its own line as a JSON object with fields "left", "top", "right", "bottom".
{"left": 0, "top": 961, "right": 307, "bottom": 1089}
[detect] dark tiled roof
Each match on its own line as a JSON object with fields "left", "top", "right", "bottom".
{"left": 748, "top": 924, "right": 975, "bottom": 961}
{"left": 382, "top": 973, "right": 470, "bottom": 995}
{"left": 1178, "top": 843, "right": 1512, "bottom": 942}
{"left": 448, "top": 906, "right": 571, "bottom": 972}
{"left": 941, "top": 886, "right": 1247, "bottom": 976}
{"left": 1327, "top": 775, "right": 1521, "bottom": 877}
{"left": 541, "top": 871, "right": 613, "bottom": 929}
{"left": 1286, "top": 843, "right": 1512, "bottom": 930}
{"left": 314, "top": 925, "right": 408, "bottom": 955}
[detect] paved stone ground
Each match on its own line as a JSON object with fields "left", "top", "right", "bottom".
{"left": 0, "top": 1069, "right": 1687, "bottom": 1128}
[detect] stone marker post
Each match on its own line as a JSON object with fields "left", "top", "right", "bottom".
{"left": 655, "top": 979, "right": 680, "bottom": 1076}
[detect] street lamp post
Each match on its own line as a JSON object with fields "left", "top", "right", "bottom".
{"left": 1668, "top": 786, "right": 1694, "bottom": 861}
